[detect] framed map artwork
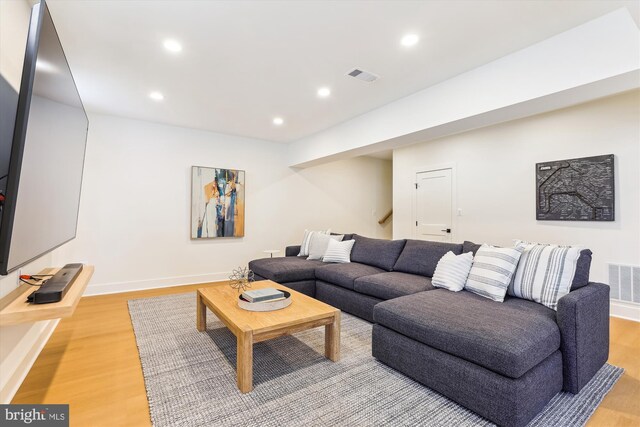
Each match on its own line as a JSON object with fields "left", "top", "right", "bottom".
{"left": 536, "top": 154, "right": 614, "bottom": 221}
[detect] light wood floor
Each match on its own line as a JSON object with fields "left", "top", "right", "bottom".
{"left": 12, "top": 282, "right": 640, "bottom": 426}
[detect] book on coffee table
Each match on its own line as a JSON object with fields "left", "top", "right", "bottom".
{"left": 242, "top": 288, "right": 285, "bottom": 303}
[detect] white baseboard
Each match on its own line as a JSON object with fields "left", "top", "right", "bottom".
{"left": 82, "top": 272, "right": 232, "bottom": 297}
{"left": 610, "top": 299, "right": 640, "bottom": 322}
{"left": 0, "top": 319, "right": 60, "bottom": 404}
{"left": 86, "top": 277, "right": 640, "bottom": 321}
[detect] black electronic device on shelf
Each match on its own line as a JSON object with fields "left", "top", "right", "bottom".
{"left": 27, "top": 263, "right": 83, "bottom": 304}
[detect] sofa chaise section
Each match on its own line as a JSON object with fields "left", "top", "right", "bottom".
{"left": 372, "top": 282, "right": 610, "bottom": 427}
{"left": 248, "top": 256, "right": 323, "bottom": 296}
{"left": 373, "top": 290, "right": 561, "bottom": 379}
{"left": 372, "top": 290, "right": 564, "bottom": 427}
{"left": 372, "top": 324, "right": 563, "bottom": 427}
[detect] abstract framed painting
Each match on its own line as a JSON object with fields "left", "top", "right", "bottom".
{"left": 191, "top": 166, "right": 245, "bottom": 238}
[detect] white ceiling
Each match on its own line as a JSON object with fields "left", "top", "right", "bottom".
{"left": 45, "top": 0, "right": 639, "bottom": 143}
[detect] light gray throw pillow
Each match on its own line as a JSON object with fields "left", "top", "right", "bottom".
{"left": 307, "top": 234, "right": 344, "bottom": 260}
{"left": 297, "top": 229, "right": 330, "bottom": 256}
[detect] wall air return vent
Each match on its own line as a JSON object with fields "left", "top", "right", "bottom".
{"left": 608, "top": 263, "right": 640, "bottom": 304}
{"left": 346, "top": 68, "right": 379, "bottom": 83}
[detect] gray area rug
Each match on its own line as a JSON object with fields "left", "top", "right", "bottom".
{"left": 128, "top": 292, "right": 622, "bottom": 427}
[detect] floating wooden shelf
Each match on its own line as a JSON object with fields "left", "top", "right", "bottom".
{"left": 0, "top": 265, "right": 94, "bottom": 327}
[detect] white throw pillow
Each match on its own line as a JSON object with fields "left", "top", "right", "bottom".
{"left": 432, "top": 251, "right": 474, "bottom": 292}
{"left": 298, "top": 229, "right": 330, "bottom": 256}
{"left": 307, "top": 234, "right": 344, "bottom": 260}
{"left": 464, "top": 244, "right": 524, "bottom": 302}
{"left": 509, "top": 240, "right": 582, "bottom": 310}
{"left": 322, "top": 239, "right": 355, "bottom": 263}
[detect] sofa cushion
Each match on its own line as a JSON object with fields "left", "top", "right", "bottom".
{"left": 374, "top": 289, "right": 560, "bottom": 379}
{"left": 331, "top": 232, "right": 354, "bottom": 241}
{"left": 354, "top": 272, "right": 434, "bottom": 300}
{"left": 315, "top": 262, "right": 385, "bottom": 290}
{"left": 350, "top": 235, "right": 406, "bottom": 271}
{"left": 248, "top": 257, "right": 324, "bottom": 283}
{"left": 393, "top": 240, "right": 463, "bottom": 277}
{"left": 462, "top": 240, "right": 483, "bottom": 255}
{"left": 571, "top": 249, "right": 592, "bottom": 290}
{"left": 285, "top": 245, "right": 302, "bottom": 257}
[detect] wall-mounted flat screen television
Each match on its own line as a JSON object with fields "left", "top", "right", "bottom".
{"left": 0, "top": 0, "right": 88, "bottom": 275}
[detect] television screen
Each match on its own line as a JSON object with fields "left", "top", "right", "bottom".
{"left": 0, "top": 76, "right": 18, "bottom": 199}
{"left": 0, "top": 0, "right": 88, "bottom": 275}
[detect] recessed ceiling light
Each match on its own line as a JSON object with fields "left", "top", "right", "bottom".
{"left": 400, "top": 34, "right": 419, "bottom": 47}
{"left": 163, "top": 39, "right": 182, "bottom": 53}
{"left": 273, "top": 117, "right": 284, "bottom": 126}
{"left": 317, "top": 87, "right": 331, "bottom": 98}
{"left": 149, "top": 91, "right": 164, "bottom": 101}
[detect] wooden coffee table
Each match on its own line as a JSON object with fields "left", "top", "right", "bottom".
{"left": 196, "top": 280, "right": 341, "bottom": 393}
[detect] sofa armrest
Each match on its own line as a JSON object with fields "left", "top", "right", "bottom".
{"left": 556, "top": 282, "right": 609, "bottom": 393}
{"left": 285, "top": 245, "right": 301, "bottom": 257}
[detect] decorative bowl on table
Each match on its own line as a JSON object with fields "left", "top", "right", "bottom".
{"left": 238, "top": 290, "right": 292, "bottom": 312}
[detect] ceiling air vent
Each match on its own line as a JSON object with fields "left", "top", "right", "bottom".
{"left": 346, "top": 68, "right": 379, "bottom": 83}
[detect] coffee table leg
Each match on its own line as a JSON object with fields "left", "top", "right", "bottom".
{"left": 237, "top": 330, "right": 253, "bottom": 393}
{"left": 196, "top": 292, "right": 206, "bottom": 332}
{"left": 325, "top": 311, "right": 340, "bottom": 362}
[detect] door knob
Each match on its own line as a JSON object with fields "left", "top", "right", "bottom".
{"left": 441, "top": 228, "right": 451, "bottom": 233}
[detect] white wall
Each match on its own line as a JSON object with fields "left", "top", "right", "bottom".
{"left": 0, "top": 0, "right": 61, "bottom": 404}
{"left": 53, "top": 113, "right": 392, "bottom": 295}
{"left": 394, "top": 90, "right": 640, "bottom": 290}
{"left": 0, "top": 0, "right": 31, "bottom": 90}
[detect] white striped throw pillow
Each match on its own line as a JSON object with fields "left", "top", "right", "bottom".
{"left": 298, "top": 229, "right": 330, "bottom": 256}
{"left": 322, "top": 239, "right": 355, "bottom": 263}
{"left": 509, "top": 240, "right": 582, "bottom": 310}
{"left": 307, "top": 234, "right": 344, "bottom": 260}
{"left": 432, "top": 251, "right": 474, "bottom": 292}
{"left": 464, "top": 244, "right": 524, "bottom": 302}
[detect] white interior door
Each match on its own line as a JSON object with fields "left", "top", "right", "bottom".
{"left": 415, "top": 169, "right": 453, "bottom": 242}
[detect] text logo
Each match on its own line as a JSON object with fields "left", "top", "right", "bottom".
{"left": 1, "top": 405, "right": 68, "bottom": 426}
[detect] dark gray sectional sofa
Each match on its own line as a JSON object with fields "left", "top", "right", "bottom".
{"left": 248, "top": 234, "right": 609, "bottom": 427}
